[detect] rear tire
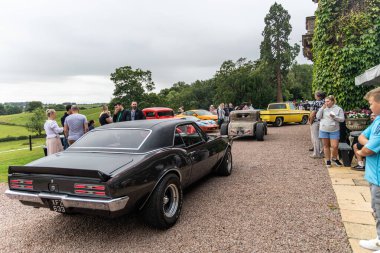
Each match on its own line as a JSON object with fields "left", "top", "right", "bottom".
{"left": 142, "top": 174, "right": 183, "bottom": 229}
{"left": 274, "top": 117, "right": 283, "bottom": 127}
{"left": 301, "top": 115, "right": 308, "bottom": 125}
{"left": 263, "top": 122, "right": 268, "bottom": 135}
{"left": 217, "top": 148, "right": 232, "bottom": 176}
{"left": 255, "top": 123, "right": 265, "bottom": 141}
{"left": 220, "top": 123, "right": 228, "bottom": 135}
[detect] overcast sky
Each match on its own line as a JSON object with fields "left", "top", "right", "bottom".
{"left": 0, "top": 0, "right": 316, "bottom": 104}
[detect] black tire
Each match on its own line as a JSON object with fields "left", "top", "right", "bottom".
{"left": 263, "top": 122, "right": 268, "bottom": 135}
{"left": 220, "top": 123, "right": 228, "bottom": 135}
{"left": 142, "top": 174, "right": 183, "bottom": 229}
{"left": 300, "top": 115, "right": 308, "bottom": 125}
{"left": 217, "top": 148, "right": 233, "bottom": 176}
{"left": 274, "top": 117, "right": 283, "bottom": 127}
{"left": 255, "top": 123, "right": 265, "bottom": 141}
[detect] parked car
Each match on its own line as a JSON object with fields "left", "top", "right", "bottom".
{"left": 180, "top": 109, "right": 218, "bottom": 121}
{"left": 5, "top": 119, "right": 232, "bottom": 229}
{"left": 175, "top": 115, "right": 218, "bottom": 132}
{"left": 142, "top": 107, "right": 175, "bottom": 120}
{"left": 221, "top": 110, "right": 267, "bottom": 141}
{"left": 260, "top": 102, "right": 310, "bottom": 127}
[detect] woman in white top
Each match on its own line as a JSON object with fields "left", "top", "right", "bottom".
{"left": 316, "top": 95, "right": 345, "bottom": 168}
{"left": 44, "top": 109, "right": 64, "bottom": 155}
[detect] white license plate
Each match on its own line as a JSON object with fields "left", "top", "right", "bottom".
{"left": 49, "top": 199, "right": 66, "bottom": 213}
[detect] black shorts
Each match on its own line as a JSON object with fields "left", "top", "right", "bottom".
{"left": 356, "top": 143, "right": 364, "bottom": 150}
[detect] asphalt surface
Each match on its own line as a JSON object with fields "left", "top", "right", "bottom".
{"left": 0, "top": 124, "right": 351, "bottom": 253}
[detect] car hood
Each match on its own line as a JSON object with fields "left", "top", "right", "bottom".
{"left": 27, "top": 152, "right": 138, "bottom": 175}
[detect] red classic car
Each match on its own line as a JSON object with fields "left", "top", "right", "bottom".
{"left": 142, "top": 107, "right": 175, "bottom": 120}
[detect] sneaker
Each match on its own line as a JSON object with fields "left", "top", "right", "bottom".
{"left": 359, "top": 238, "right": 380, "bottom": 251}
{"left": 309, "top": 154, "right": 323, "bottom": 159}
{"left": 309, "top": 147, "right": 314, "bottom": 151}
{"left": 352, "top": 164, "right": 365, "bottom": 171}
{"left": 332, "top": 159, "right": 343, "bottom": 167}
{"left": 326, "top": 160, "right": 331, "bottom": 168}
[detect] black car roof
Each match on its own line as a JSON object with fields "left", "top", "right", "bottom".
{"left": 96, "top": 119, "right": 195, "bottom": 152}
{"left": 98, "top": 119, "right": 191, "bottom": 130}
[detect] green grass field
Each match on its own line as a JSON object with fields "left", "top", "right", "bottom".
{"left": 0, "top": 107, "right": 101, "bottom": 127}
{"left": 0, "top": 125, "right": 33, "bottom": 138}
{"left": 0, "top": 138, "right": 45, "bottom": 182}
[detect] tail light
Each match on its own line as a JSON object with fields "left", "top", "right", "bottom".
{"left": 10, "top": 179, "right": 33, "bottom": 190}
{"left": 74, "top": 184, "right": 106, "bottom": 196}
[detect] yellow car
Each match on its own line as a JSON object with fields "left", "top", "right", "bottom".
{"left": 181, "top": 109, "right": 218, "bottom": 121}
{"left": 260, "top": 102, "right": 310, "bottom": 127}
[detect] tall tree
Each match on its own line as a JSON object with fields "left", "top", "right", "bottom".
{"left": 110, "top": 66, "right": 155, "bottom": 106}
{"left": 260, "top": 3, "right": 300, "bottom": 102}
{"left": 25, "top": 108, "right": 45, "bottom": 135}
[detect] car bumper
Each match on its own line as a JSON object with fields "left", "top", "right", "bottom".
{"left": 5, "top": 189, "right": 129, "bottom": 212}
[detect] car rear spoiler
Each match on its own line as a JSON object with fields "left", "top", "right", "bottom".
{"left": 8, "top": 166, "right": 111, "bottom": 181}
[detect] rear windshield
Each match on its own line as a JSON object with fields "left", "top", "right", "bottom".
{"left": 69, "top": 129, "right": 151, "bottom": 150}
{"left": 158, "top": 111, "right": 174, "bottom": 117}
{"left": 230, "top": 113, "right": 256, "bottom": 120}
{"left": 268, "top": 104, "right": 287, "bottom": 109}
{"left": 145, "top": 112, "right": 156, "bottom": 117}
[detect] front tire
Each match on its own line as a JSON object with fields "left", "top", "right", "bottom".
{"left": 220, "top": 123, "right": 228, "bottom": 135}
{"left": 142, "top": 174, "right": 183, "bottom": 229}
{"left": 217, "top": 148, "right": 233, "bottom": 176}
{"left": 274, "top": 117, "right": 283, "bottom": 127}
{"left": 255, "top": 123, "right": 265, "bottom": 141}
{"left": 301, "top": 115, "right": 308, "bottom": 125}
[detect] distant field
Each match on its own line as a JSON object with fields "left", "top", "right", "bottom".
{"left": 0, "top": 138, "right": 45, "bottom": 182}
{"left": 0, "top": 125, "right": 32, "bottom": 138}
{"left": 0, "top": 107, "right": 101, "bottom": 128}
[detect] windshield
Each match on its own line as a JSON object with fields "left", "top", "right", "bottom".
{"left": 182, "top": 116, "right": 200, "bottom": 122}
{"left": 69, "top": 129, "right": 151, "bottom": 150}
{"left": 195, "top": 110, "right": 213, "bottom": 116}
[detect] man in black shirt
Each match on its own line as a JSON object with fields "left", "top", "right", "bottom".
{"left": 113, "top": 102, "right": 128, "bottom": 122}
{"left": 125, "top": 101, "right": 146, "bottom": 121}
{"left": 60, "top": 104, "right": 72, "bottom": 150}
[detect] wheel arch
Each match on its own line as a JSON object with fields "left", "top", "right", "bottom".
{"left": 138, "top": 168, "right": 182, "bottom": 210}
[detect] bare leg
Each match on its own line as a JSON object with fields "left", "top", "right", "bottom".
{"left": 322, "top": 138, "right": 331, "bottom": 161}
{"left": 330, "top": 139, "right": 339, "bottom": 159}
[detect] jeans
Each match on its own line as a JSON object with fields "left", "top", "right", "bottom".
{"left": 311, "top": 121, "right": 323, "bottom": 157}
{"left": 370, "top": 184, "right": 380, "bottom": 238}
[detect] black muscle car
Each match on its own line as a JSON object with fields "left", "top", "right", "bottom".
{"left": 5, "top": 119, "right": 232, "bottom": 229}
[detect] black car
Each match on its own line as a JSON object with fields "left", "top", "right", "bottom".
{"left": 5, "top": 119, "right": 232, "bottom": 229}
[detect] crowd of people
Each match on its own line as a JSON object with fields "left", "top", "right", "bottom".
{"left": 43, "top": 101, "right": 146, "bottom": 156}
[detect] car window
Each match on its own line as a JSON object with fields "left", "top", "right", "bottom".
{"left": 176, "top": 124, "right": 203, "bottom": 147}
{"left": 268, "top": 104, "right": 286, "bottom": 109}
{"left": 158, "top": 110, "right": 174, "bottom": 117}
{"left": 289, "top": 103, "right": 295, "bottom": 110}
{"left": 69, "top": 129, "right": 151, "bottom": 150}
{"left": 196, "top": 110, "right": 213, "bottom": 116}
{"left": 174, "top": 129, "right": 186, "bottom": 148}
{"left": 145, "top": 112, "right": 155, "bottom": 117}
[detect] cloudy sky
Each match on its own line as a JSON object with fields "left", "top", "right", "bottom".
{"left": 0, "top": 0, "right": 316, "bottom": 104}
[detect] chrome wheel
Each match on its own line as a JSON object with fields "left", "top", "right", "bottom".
{"left": 163, "top": 184, "right": 179, "bottom": 218}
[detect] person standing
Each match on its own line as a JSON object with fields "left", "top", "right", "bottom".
{"left": 316, "top": 95, "right": 345, "bottom": 168}
{"left": 126, "top": 101, "right": 145, "bottom": 121}
{"left": 357, "top": 87, "right": 380, "bottom": 251}
{"left": 60, "top": 104, "right": 72, "bottom": 150}
{"left": 217, "top": 103, "right": 225, "bottom": 127}
{"left": 309, "top": 91, "right": 326, "bottom": 158}
{"left": 99, "top": 105, "right": 113, "bottom": 126}
{"left": 113, "top": 102, "right": 127, "bottom": 123}
{"left": 44, "top": 109, "right": 63, "bottom": 155}
{"left": 88, "top": 120, "right": 95, "bottom": 131}
{"left": 64, "top": 105, "right": 88, "bottom": 145}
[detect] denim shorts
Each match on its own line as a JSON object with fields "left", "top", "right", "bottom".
{"left": 319, "top": 130, "right": 340, "bottom": 140}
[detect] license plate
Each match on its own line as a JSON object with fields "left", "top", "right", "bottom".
{"left": 48, "top": 199, "right": 66, "bottom": 213}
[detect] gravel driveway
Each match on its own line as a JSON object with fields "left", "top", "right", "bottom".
{"left": 0, "top": 124, "right": 351, "bottom": 253}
